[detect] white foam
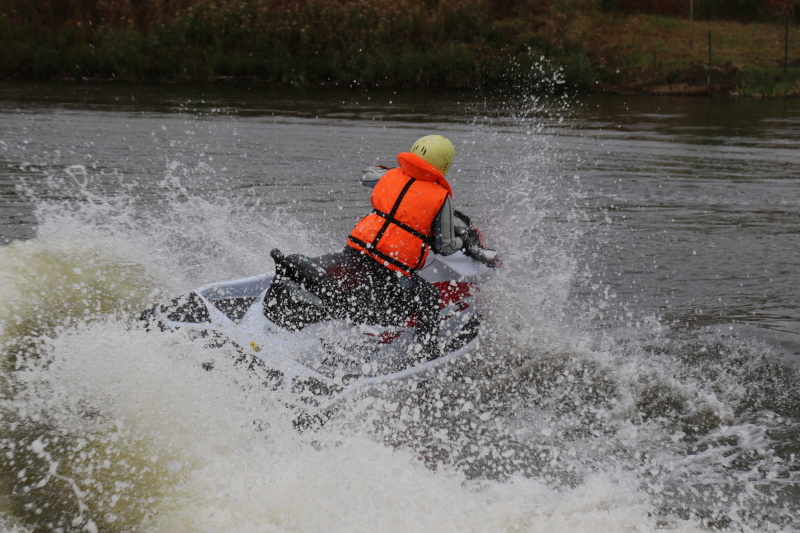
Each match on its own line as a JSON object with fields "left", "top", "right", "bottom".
{"left": 2, "top": 90, "right": 795, "bottom": 532}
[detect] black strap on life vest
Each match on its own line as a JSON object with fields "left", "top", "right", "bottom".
{"left": 347, "top": 235, "right": 416, "bottom": 274}
{"left": 347, "top": 176, "right": 433, "bottom": 273}
{"left": 370, "top": 208, "right": 430, "bottom": 241}
{"left": 370, "top": 176, "right": 416, "bottom": 246}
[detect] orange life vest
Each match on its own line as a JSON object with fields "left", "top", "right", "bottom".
{"left": 347, "top": 152, "right": 453, "bottom": 276}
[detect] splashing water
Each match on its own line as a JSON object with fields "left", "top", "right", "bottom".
{"left": 1, "top": 81, "right": 799, "bottom": 532}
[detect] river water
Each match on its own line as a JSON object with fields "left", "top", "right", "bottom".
{"left": 0, "top": 81, "right": 798, "bottom": 532}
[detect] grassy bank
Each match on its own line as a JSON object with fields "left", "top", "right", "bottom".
{"left": 0, "top": 0, "right": 798, "bottom": 96}
{"left": 0, "top": 0, "right": 528, "bottom": 89}
{"left": 586, "top": 15, "right": 800, "bottom": 97}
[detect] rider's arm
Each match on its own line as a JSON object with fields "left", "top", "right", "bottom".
{"left": 360, "top": 166, "right": 389, "bottom": 188}
{"left": 433, "top": 196, "right": 464, "bottom": 256}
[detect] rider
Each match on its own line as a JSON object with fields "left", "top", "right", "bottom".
{"left": 345, "top": 135, "right": 466, "bottom": 363}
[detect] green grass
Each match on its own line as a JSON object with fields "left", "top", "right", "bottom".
{"left": 0, "top": 0, "right": 797, "bottom": 95}
{"left": 737, "top": 67, "right": 800, "bottom": 97}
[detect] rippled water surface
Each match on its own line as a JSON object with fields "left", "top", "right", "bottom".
{"left": 1, "top": 81, "right": 799, "bottom": 532}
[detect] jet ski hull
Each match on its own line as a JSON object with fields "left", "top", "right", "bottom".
{"left": 141, "top": 249, "right": 496, "bottom": 413}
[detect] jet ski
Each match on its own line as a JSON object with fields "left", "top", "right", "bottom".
{"left": 140, "top": 216, "right": 499, "bottom": 419}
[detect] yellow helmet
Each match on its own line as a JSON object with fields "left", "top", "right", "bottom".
{"left": 410, "top": 135, "right": 455, "bottom": 175}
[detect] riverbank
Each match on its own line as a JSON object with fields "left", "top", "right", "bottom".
{"left": 588, "top": 15, "right": 800, "bottom": 97}
{"left": 0, "top": 0, "right": 798, "bottom": 97}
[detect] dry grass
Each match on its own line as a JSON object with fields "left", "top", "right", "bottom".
{"left": 0, "top": 0, "right": 797, "bottom": 95}
{"left": 585, "top": 14, "right": 800, "bottom": 92}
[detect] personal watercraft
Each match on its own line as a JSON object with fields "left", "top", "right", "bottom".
{"left": 140, "top": 221, "right": 499, "bottom": 417}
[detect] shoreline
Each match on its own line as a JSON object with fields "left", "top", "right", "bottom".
{"left": 1, "top": 6, "right": 797, "bottom": 99}
{"left": 1, "top": 75, "right": 795, "bottom": 99}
